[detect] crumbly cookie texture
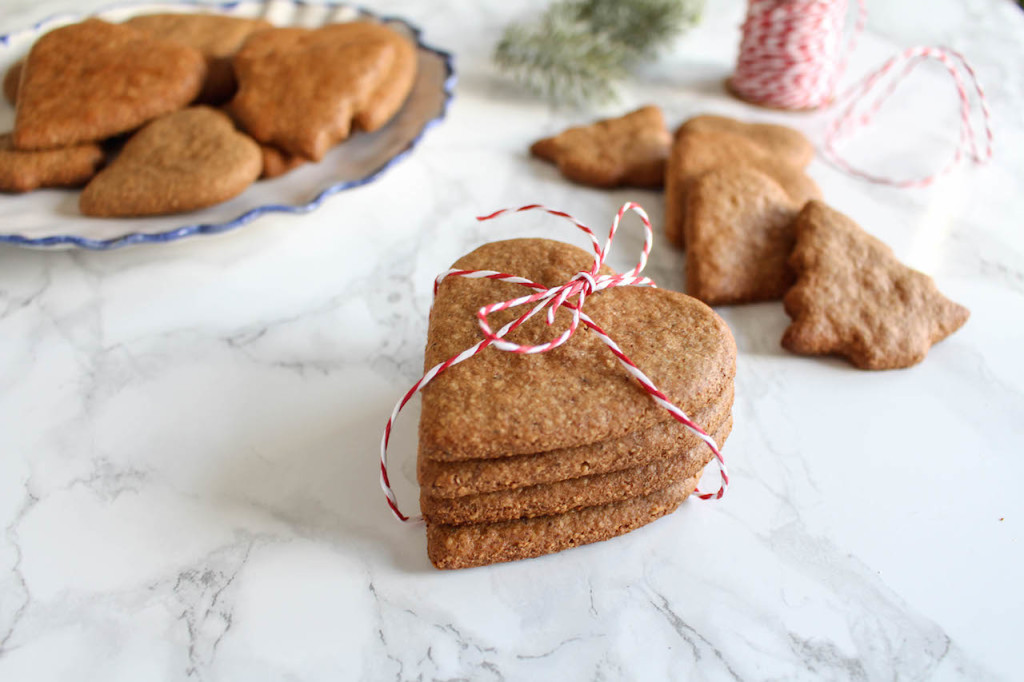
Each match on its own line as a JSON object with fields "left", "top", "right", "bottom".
{"left": 0, "top": 133, "right": 104, "bottom": 193}
{"left": 419, "top": 238, "right": 737, "bottom": 461}
{"left": 418, "top": 383, "right": 733, "bottom": 499}
{"left": 782, "top": 200, "right": 970, "bottom": 370}
{"left": 684, "top": 165, "right": 801, "bottom": 305}
{"left": 420, "top": 415, "right": 730, "bottom": 525}
{"left": 79, "top": 107, "right": 261, "bottom": 217}
{"left": 13, "top": 19, "right": 206, "bottom": 150}
{"left": 530, "top": 105, "right": 672, "bottom": 188}
{"left": 426, "top": 475, "right": 702, "bottom": 569}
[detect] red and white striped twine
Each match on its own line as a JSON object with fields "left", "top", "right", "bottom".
{"left": 380, "top": 203, "right": 729, "bottom": 524}
{"left": 730, "top": 0, "right": 993, "bottom": 187}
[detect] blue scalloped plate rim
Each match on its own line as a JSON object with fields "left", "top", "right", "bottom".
{"left": 0, "top": 0, "right": 456, "bottom": 250}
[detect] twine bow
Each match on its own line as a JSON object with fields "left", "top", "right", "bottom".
{"left": 380, "top": 203, "right": 728, "bottom": 523}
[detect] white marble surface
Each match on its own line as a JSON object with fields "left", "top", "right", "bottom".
{"left": 1, "top": 0, "right": 1023, "bottom": 679}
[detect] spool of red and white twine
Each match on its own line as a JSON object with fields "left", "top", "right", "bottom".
{"left": 730, "top": 0, "right": 993, "bottom": 187}
{"left": 380, "top": 203, "right": 728, "bottom": 523}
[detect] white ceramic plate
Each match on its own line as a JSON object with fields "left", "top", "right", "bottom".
{"left": 0, "top": 0, "right": 455, "bottom": 249}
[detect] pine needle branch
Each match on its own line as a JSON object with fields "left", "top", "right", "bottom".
{"left": 494, "top": 0, "right": 703, "bottom": 106}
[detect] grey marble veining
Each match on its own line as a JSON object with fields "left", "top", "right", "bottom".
{"left": 1, "top": 0, "right": 1023, "bottom": 680}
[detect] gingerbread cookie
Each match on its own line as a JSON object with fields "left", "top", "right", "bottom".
{"left": 420, "top": 239, "right": 736, "bottom": 462}
{"left": 677, "top": 114, "right": 814, "bottom": 168}
{"left": 782, "top": 200, "right": 970, "bottom": 370}
{"left": 352, "top": 23, "right": 417, "bottom": 132}
{"left": 0, "top": 133, "right": 103, "bottom": 192}
{"left": 79, "top": 106, "right": 261, "bottom": 217}
{"left": 664, "top": 126, "right": 821, "bottom": 248}
{"left": 419, "top": 237, "right": 735, "bottom": 568}
{"left": 421, "top": 415, "right": 730, "bottom": 525}
{"left": 13, "top": 19, "right": 206, "bottom": 150}
{"left": 3, "top": 59, "right": 22, "bottom": 105}
{"left": 530, "top": 106, "right": 672, "bottom": 188}
{"left": 684, "top": 166, "right": 801, "bottom": 305}
{"left": 230, "top": 22, "right": 411, "bottom": 161}
{"left": 125, "top": 13, "right": 273, "bottom": 104}
{"left": 419, "top": 383, "right": 733, "bottom": 498}
{"left": 427, "top": 474, "right": 701, "bottom": 569}
{"left": 259, "top": 143, "right": 307, "bottom": 179}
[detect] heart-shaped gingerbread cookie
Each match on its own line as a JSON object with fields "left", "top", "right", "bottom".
{"left": 420, "top": 238, "right": 737, "bottom": 462}
{"left": 685, "top": 166, "right": 801, "bottom": 305}
{"left": 664, "top": 123, "right": 821, "bottom": 248}
{"left": 419, "top": 383, "right": 735, "bottom": 499}
{"left": 79, "top": 107, "right": 261, "bottom": 217}
{"left": 420, "top": 413, "right": 734, "bottom": 526}
{"left": 677, "top": 114, "right": 815, "bottom": 168}
{"left": 13, "top": 19, "right": 206, "bottom": 150}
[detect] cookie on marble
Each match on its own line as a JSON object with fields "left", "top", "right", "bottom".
{"left": 79, "top": 106, "right": 261, "bottom": 217}
{"left": 782, "top": 200, "right": 970, "bottom": 370}
{"left": 684, "top": 166, "right": 801, "bottom": 305}
{"left": 419, "top": 238, "right": 737, "bottom": 462}
{"left": 13, "top": 19, "right": 206, "bottom": 150}
{"left": 125, "top": 13, "right": 273, "bottom": 104}
{"left": 420, "top": 414, "right": 731, "bottom": 525}
{"left": 3, "top": 59, "right": 22, "bottom": 105}
{"left": 664, "top": 127, "right": 821, "bottom": 248}
{"left": 427, "top": 473, "right": 702, "bottom": 569}
{"left": 677, "top": 114, "right": 815, "bottom": 168}
{"left": 530, "top": 105, "right": 672, "bottom": 188}
{"left": 419, "top": 237, "right": 736, "bottom": 568}
{"left": 0, "top": 132, "right": 104, "bottom": 192}
{"left": 259, "top": 143, "right": 307, "bottom": 179}
{"left": 419, "top": 383, "right": 733, "bottom": 499}
{"left": 230, "top": 22, "right": 411, "bottom": 161}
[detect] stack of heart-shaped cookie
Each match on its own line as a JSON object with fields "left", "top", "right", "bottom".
{"left": 416, "top": 238, "right": 736, "bottom": 569}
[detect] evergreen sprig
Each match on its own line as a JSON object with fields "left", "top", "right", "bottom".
{"left": 494, "top": 0, "right": 703, "bottom": 106}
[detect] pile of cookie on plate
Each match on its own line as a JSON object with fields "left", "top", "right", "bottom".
{"left": 0, "top": 12, "right": 416, "bottom": 216}
{"left": 532, "top": 107, "right": 970, "bottom": 370}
